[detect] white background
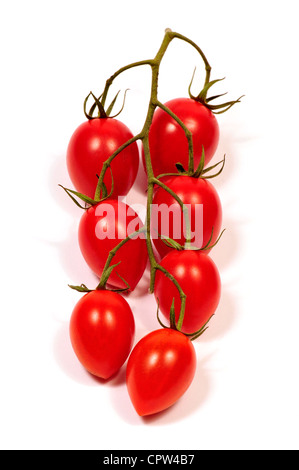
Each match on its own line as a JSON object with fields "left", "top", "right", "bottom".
{"left": 0, "top": 0, "right": 298, "bottom": 451}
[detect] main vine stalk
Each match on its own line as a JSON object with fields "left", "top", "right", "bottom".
{"left": 94, "top": 29, "right": 213, "bottom": 330}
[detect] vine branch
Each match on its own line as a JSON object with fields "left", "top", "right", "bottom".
{"left": 91, "top": 28, "right": 220, "bottom": 332}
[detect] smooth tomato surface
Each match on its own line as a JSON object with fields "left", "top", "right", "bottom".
{"left": 144, "top": 98, "right": 219, "bottom": 176}
{"left": 126, "top": 328, "right": 196, "bottom": 416}
{"left": 78, "top": 199, "right": 148, "bottom": 291}
{"left": 154, "top": 251, "right": 221, "bottom": 334}
{"left": 151, "top": 175, "right": 222, "bottom": 259}
{"left": 67, "top": 118, "right": 139, "bottom": 199}
{"left": 70, "top": 290, "right": 135, "bottom": 379}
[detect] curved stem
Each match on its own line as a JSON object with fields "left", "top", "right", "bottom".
{"left": 151, "top": 177, "right": 192, "bottom": 248}
{"left": 101, "top": 60, "right": 154, "bottom": 108}
{"left": 97, "top": 228, "right": 146, "bottom": 290}
{"left": 155, "top": 100, "right": 194, "bottom": 174}
{"left": 94, "top": 133, "right": 142, "bottom": 200}
{"left": 155, "top": 264, "right": 187, "bottom": 330}
{"left": 168, "top": 31, "right": 212, "bottom": 97}
{"left": 142, "top": 135, "right": 159, "bottom": 291}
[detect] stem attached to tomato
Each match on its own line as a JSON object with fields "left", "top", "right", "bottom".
{"left": 155, "top": 101, "right": 194, "bottom": 174}
{"left": 97, "top": 228, "right": 146, "bottom": 291}
{"left": 94, "top": 134, "right": 142, "bottom": 201}
{"left": 151, "top": 177, "right": 192, "bottom": 251}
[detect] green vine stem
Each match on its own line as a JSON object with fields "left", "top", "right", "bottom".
{"left": 96, "top": 228, "right": 146, "bottom": 290}
{"left": 84, "top": 29, "right": 232, "bottom": 334}
{"left": 94, "top": 134, "right": 141, "bottom": 201}
{"left": 155, "top": 100, "right": 194, "bottom": 174}
{"left": 150, "top": 176, "right": 192, "bottom": 252}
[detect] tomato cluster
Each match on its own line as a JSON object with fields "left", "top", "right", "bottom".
{"left": 61, "top": 30, "right": 241, "bottom": 417}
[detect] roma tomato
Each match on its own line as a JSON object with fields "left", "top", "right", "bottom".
{"left": 78, "top": 199, "right": 148, "bottom": 291}
{"left": 151, "top": 176, "right": 222, "bottom": 259}
{"left": 70, "top": 290, "right": 135, "bottom": 379}
{"left": 154, "top": 250, "right": 221, "bottom": 334}
{"left": 126, "top": 328, "right": 196, "bottom": 416}
{"left": 144, "top": 98, "right": 219, "bottom": 176}
{"left": 67, "top": 118, "right": 139, "bottom": 199}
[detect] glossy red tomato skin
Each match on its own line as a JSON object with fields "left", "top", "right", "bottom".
{"left": 78, "top": 199, "right": 148, "bottom": 291}
{"left": 144, "top": 98, "right": 219, "bottom": 176}
{"left": 67, "top": 118, "right": 139, "bottom": 199}
{"left": 151, "top": 175, "right": 222, "bottom": 259}
{"left": 154, "top": 251, "right": 221, "bottom": 334}
{"left": 126, "top": 328, "right": 196, "bottom": 416}
{"left": 70, "top": 290, "right": 135, "bottom": 379}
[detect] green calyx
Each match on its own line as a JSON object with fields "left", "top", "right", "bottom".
{"left": 58, "top": 185, "right": 99, "bottom": 209}
{"left": 58, "top": 164, "right": 115, "bottom": 209}
{"left": 83, "top": 89, "right": 129, "bottom": 120}
{"left": 156, "top": 147, "right": 226, "bottom": 181}
{"left": 69, "top": 262, "right": 131, "bottom": 295}
{"left": 159, "top": 226, "right": 226, "bottom": 252}
{"left": 188, "top": 68, "right": 244, "bottom": 114}
{"left": 156, "top": 299, "right": 214, "bottom": 341}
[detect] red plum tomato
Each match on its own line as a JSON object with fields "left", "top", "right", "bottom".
{"left": 126, "top": 328, "right": 196, "bottom": 416}
{"left": 78, "top": 199, "right": 147, "bottom": 291}
{"left": 154, "top": 250, "right": 221, "bottom": 334}
{"left": 143, "top": 98, "right": 219, "bottom": 176}
{"left": 67, "top": 118, "right": 139, "bottom": 199}
{"left": 70, "top": 290, "right": 135, "bottom": 379}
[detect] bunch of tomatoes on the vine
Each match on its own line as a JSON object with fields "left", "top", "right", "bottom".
{"left": 60, "top": 29, "right": 242, "bottom": 417}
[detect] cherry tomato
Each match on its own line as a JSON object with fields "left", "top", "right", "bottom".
{"left": 154, "top": 250, "right": 221, "bottom": 334}
{"left": 67, "top": 118, "right": 139, "bottom": 199}
{"left": 78, "top": 199, "right": 148, "bottom": 291}
{"left": 151, "top": 176, "right": 222, "bottom": 259}
{"left": 143, "top": 98, "right": 219, "bottom": 176}
{"left": 126, "top": 328, "right": 196, "bottom": 416}
{"left": 70, "top": 290, "right": 135, "bottom": 379}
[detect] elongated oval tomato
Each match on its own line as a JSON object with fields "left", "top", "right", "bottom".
{"left": 151, "top": 175, "right": 222, "bottom": 259}
{"left": 67, "top": 118, "right": 139, "bottom": 199}
{"left": 78, "top": 199, "right": 148, "bottom": 291}
{"left": 70, "top": 290, "right": 135, "bottom": 379}
{"left": 126, "top": 328, "right": 196, "bottom": 416}
{"left": 154, "top": 250, "right": 221, "bottom": 334}
{"left": 143, "top": 98, "right": 219, "bottom": 176}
